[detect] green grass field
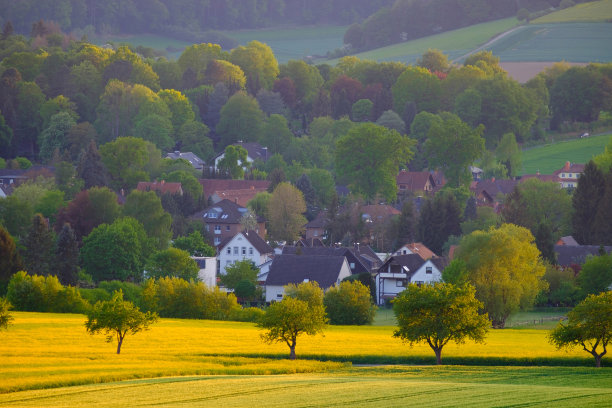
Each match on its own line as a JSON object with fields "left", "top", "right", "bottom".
{"left": 521, "top": 133, "right": 611, "bottom": 175}
{"left": 534, "top": 0, "right": 612, "bottom": 23}
{"left": 2, "top": 366, "right": 612, "bottom": 407}
{"left": 326, "top": 18, "right": 519, "bottom": 65}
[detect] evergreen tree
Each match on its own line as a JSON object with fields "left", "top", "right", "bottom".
{"left": 296, "top": 174, "right": 315, "bottom": 207}
{"left": 0, "top": 225, "right": 22, "bottom": 287}
{"left": 77, "top": 140, "right": 108, "bottom": 189}
{"left": 22, "top": 214, "right": 55, "bottom": 276}
{"left": 535, "top": 222, "right": 556, "bottom": 264}
{"left": 417, "top": 193, "right": 462, "bottom": 255}
{"left": 464, "top": 196, "right": 477, "bottom": 221}
{"left": 397, "top": 200, "right": 416, "bottom": 244}
{"left": 501, "top": 187, "right": 529, "bottom": 228}
{"left": 592, "top": 172, "right": 612, "bottom": 246}
{"left": 54, "top": 224, "right": 79, "bottom": 286}
{"left": 572, "top": 161, "right": 605, "bottom": 245}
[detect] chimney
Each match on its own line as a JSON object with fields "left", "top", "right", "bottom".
{"left": 491, "top": 177, "right": 495, "bottom": 182}
{"left": 564, "top": 161, "right": 570, "bottom": 171}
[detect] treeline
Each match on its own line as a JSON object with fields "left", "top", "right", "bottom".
{"left": 0, "top": 0, "right": 393, "bottom": 35}
{"left": 343, "top": 0, "right": 592, "bottom": 51}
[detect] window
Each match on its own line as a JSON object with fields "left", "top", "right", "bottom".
{"left": 205, "top": 224, "right": 209, "bottom": 231}
{"left": 242, "top": 247, "right": 246, "bottom": 255}
{"left": 214, "top": 225, "right": 221, "bottom": 234}
{"left": 226, "top": 248, "right": 231, "bottom": 255}
{"left": 214, "top": 237, "right": 221, "bottom": 245}
{"left": 350, "top": 262, "right": 355, "bottom": 270}
{"left": 396, "top": 280, "right": 406, "bottom": 287}
{"left": 208, "top": 212, "right": 218, "bottom": 218}
{"left": 226, "top": 225, "right": 230, "bottom": 231}
{"left": 313, "top": 230, "right": 318, "bottom": 237}
{"left": 233, "top": 246, "right": 239, "bottom": 255}
{"left": 225, "top": 260, "right": 231, "bottom": 265}
{"left": 276, "top": 293, "right": 283, "bottom": 299}
{"left": 426, "top": 267, "right": 432, "bottom": 274}
{"left": 249, "top": 248, "right": 253, "bottom": 255}
{"left": 561, "top": 173, "right": 566, "bottom": 178}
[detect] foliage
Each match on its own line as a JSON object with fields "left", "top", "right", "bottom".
{"left": 0, "top": 297, "right": 12, "bottom": 331}
{"left": 0, "top": 226, "right": 23, "bottom": 286}
{"left": 456, "top": 224, "right": 547, "bottom": 328}
{"left": 267, "top": 182, "right": 307, "bottom": 242}
{"left": 172, "top": 231, "right": 215, "bottom": 257}
{"left": 220, "top": 260, "right": 259, "bottom": 290}
{"left": 146, "top": 248, "right": 199, "bottom": 281}
{"left": 417, "top": 192, "right": 462, "bottom": 255}
{"left": 549, "top": 291, "right": 612, "bottom": 367}
{"left": 324, "top": 281, "right": 376, "bottom": 325}
{"left": 53, "top": 224, "right": 79, "bottom": 286}
{"left": 7, "top": 271, "right": 89, "bottom": 313}
{"left": 216, "top": 92, "right": 265, "bottom": 147}
{"left": 495, "top": 133, "right": 522, "bottom": 178}
{"left": 260, "top": 114, "right": 292, "bottom": 155}
{"left": 578, "top": 253, "right": 612, "bottom": 297}
{"left": 85, "top": 290, "right": 158, "bottom": 354}
{"left": 393, "top": 283, "right": 489, "bottom": 365}
{"left": 336, "top": 123, "right": 414, "bottom": 202}
{"left": 217, "top": 144, "right": 248, "bottom": 179}
{"left": 122, "top": 190, "right": 172, "bottom": 250}
{"left": 100, "top": 136, "right": 161, "bottom": 190}
{"left": 22, "top": 214, "right": 55, "bottom": 276}
{"left": 392, "top": 66, "right": 441, "bottom": 113}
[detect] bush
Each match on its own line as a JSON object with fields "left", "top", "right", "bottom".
{"left": 7, "top": 271, "right": 89, "bottom": 313}
{"left": 79, "top": 288, "right": 112, "bottom": 305}
{"left": 229, "top": 306, "right": 265, "bottom": 322}
{"left": 324, "top": 280, "right": 377, "bottom": 325}
{"left": 98, "top": 281, "right": 143, "bottom": 306}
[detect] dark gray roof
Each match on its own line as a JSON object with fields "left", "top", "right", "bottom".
{"left": 217, "top": 230, "right": 273, "bottom": 255}
{"left": 265, "top": 254, "right": 347, "bottom": 288}
{"left": 555, "top": 245, "right": 612, "bottom": 266}
{"left": 193, "top": 199, "right": 264, "bottom": 224}
{"left": 282, "top": 245, "right": 378, "bottom": 274}
{"left": 379, "top": 254, "right": 427, "bottom": 273}
{"left": 166, "top": 151, "right": 205, "bottom": 168}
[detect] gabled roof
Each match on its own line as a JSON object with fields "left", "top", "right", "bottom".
{"left": 199, "top": 179, "right": 270, "bottom": 201}
{"left": 471, "top": 178, "right": 518, "bottom": 200}
{"left": 214, "top": 142, "right": 270, "bottom": 163}
{"left": 553, "top": 162, "right": 585, "bottom": 175}
{"left": 396, "top": 242, "right": 437, "bottom": 260}
{"left": 379, "top": 254, "right": 428, "bottom": 274}
{"left": 520, "top": 174, "right": 559, "bottom": 183}
{"left": 282, "top": 245, "right": 378, "bottom": 273}
{"left": 166, "top": 151, "right": 205, "bottom": 169}
{"left": 218, "top": 230, "right": 273, "bottom": 255}
{"left": 265, "top": 254, "right": 347, "bottom": 288}
{"left": 136, "top": 181, "right": 183, "bottom": 195}
{"left": 305, "top": 212, "right": 328, "bottom": 229}
{"left": 396, "top": 170, "right": 435, "bottom": 192}
{"left": 361, "top": 204, "right": 400, "bottom": 222}
{"left": 193, "top": 199, "right": 264, "bottom": 224}
{"left": 211, "top": 188, "right": 266, "bottom": 207}
{"left": 555, "top": 245, "right": 612, "bottom": 267}
{"left": 557, "top": 236, "right": 579, "bottom": 246}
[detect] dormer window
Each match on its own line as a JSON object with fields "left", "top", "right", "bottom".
{"left": 208, "top": 212, "right": 218, "bottom": 218}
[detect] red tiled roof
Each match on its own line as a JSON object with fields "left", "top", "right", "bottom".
{"left": 397, "top": 242, "right": 437, "bottom": 260}
{"left": 212, "top": 188, "right": 268, "bottom": 207}
{"left": 396, "top": 170, "right": 434, "bottom": 192}
{"left": 553, "top": 162, "right": 585, "bottom": 175}
{"left": 136, "top": 181, "right": 183, "bottom": 195}
{"left": 199, "top": 179, "right": 270, "bottom": 199}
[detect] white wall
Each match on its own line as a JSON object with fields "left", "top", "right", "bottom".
{"left": 409, "top": 260, "right": 442, "bottom": 285}
{"left": 192, "top": 256, "right": 217, "bottom": 287}
{"left": 218, "top": 233, "right": 269, "bottom": 276}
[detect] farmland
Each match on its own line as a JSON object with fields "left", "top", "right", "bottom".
{"left": 521, "top": 133, "right": 611, "bottom": 175}
{"left": 533, "top": 0, "right": 612, "bottom": 23}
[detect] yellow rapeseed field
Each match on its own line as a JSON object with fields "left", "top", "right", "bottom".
{"left": 0, "top": 312, "right": 592, "bottom": 393}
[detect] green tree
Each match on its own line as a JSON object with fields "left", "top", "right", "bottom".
{"left": 0, "top": 226, "right": 23, "bottom": 289}
{"left": 146, "top": 248, "right": 199, "bottom": 281}
{"left": 495, "top": 133, "right": 521, "bottom": 178}
{"left": 133, "top": 114, "right": 174, "bottom": 151}
{"left": 393, "top": 282, "right": 489, "bottom": 365}
{"left": 177, "top": 120, "right": 213, "bottom": 161}
{"left": 324, "top": 281, "right": 376, "bottom": 325}
{"left": 157, "top": 89, "right": 195, "bottom": 132}
{"left": 267, "top": 182, "right": 307, "bottom": 242}
{"left": 38, "top": 112, "right": 77, "bottom": 162}
{"left": 177, "top": 43, "right": 225, "bottom": 85}
{"left": 0, "top": 196, "right": 34, "bottom": 242}
{"left": 352, "top": 99, "right": 373, "bottom": 122}
{"left": 15, "top": 81, "right": 45, "bottom": 157}
{"left": 172, "top": 231, "right": 215, "bottom": 257}
{"left": 592, "top": 173, "right": 612, "bottom": 246}
{"left": 100, "top": 136, "right": 161, "bottom": 190}
{"left": 456, "top": 224, "right": 547, "bottom": 328}
{"left": 53, "top": 223, "right": 79, "bottom": 286}
{"left": 216, "top": 91, "right": 265, "bottom": 147}
{"left": 376, "top": 110, "right": 406, "bottom": 134}
{"left": 22, "top": 214, "right": 55, "bottom": 276}
{"left": 549, "top": 291, "right": 612, "bottom": 367}
{"left": 392, "top": 66, "right": 441, "bottom": 113}
{"left": 535, "top": 222, "right": 557, "bottom": 265}
{"left": 550, "top": 66, "right": 607, "bottom": 125}
{"left": 417, "top": 49, "right": 450, "bottom": 73}
{"left": 220, "top": 260, "right": 258, "bottom": 290}
{"left": 260, "top": 114, "right": 292, "bottom": 155}
{"left": 247, "top": 191, "right": 272, "bottom": 219}
{"left": 0, "top": 298, "right": 12, "bottom": 331}
{"left": 77, "top": 140, "right": 109, "bottom": 189}
{"left": 204, "top": 59, "right": 246, "bottom": 92}
{"left": 578, "top": 254, "right": 612, "bottom": 296}
{"left": 336, "top": 123, "right": 414, "bottom": 202}
{"left": 425, "top": 114, "right": 485, "bottom": 188}
{"left": 279, "top": 60, "right": 324, "bottom": 107}
{"left": 85, "top": 290, "right": 158, "bottom": 354}
{"left": 122, "top": 190, "right": 172, "bottom": 250}
{"left": 572, "top": 161, "right": 606, "bottom": 245}
{"left": 417, "top": 192, "right": 462, "bottom": 255}
{"left": 217, "top": 144, "right": 248, "bottom": 179}
{"left": 307, "top": 168, "right": 335, "bottom": 208}
{"left": 229, "top": 40, "right": 279, "bottom": 94}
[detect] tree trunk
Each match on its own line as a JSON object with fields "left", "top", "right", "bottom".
{"left": 595, "top": 354, "right": 601, "bottom": 368}
{"left": 434, "top": 348, "right": 442, "bottom": 365}
{"left": 289, "top": 345, "right": 296, "bottom": 360}
{"left": 117, "top": 337, "right": 123, "bottom": 354}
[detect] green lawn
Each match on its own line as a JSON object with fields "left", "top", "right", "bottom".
{"left": 2, "top": 366, "right": 611, "bottom": 407}
{"left": 326, "top": 18, "right": 519, "bottom": 65}
{"left": 521, "top": 133, "right": 611, "bottom": 175}
{"left": 534, "top": 0, "right": 612, "bottom": 23}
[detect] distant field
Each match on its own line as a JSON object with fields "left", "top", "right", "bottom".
{"left": 326, "top": 18, "right": 519, "bottom": 65}
{"left": 0, "top": 312, "right": 604, "bottom": 394}
{"left": 487, "top": 23, "right": 612, "bottom": 62}
{"left": 223, "top": 25, "right": 347, "bottom": 63}
{"left": 91, "top": 34, "right": 192, "bottom": 59}
{"left": 533, "top": 0, "right": 612, "bottom": 23}
{"left": 521, "top": 133, "right": 611, "bottom": 175}
{"left": 2, "top": 366, "right": 611, "bottom": 407}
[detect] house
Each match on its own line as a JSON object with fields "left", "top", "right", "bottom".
{"left": 217, "top": 230, "right": 274, "bottom": 276}
{"left": 393, "top": 242, "right": 437, "bottom": 260}
{"left": 556, "top": 236, "right": 579, "bottom": 246}
{"left": 192, "top": 199, "right": 266, "bottom": 246}
{"left": 553, "top": 162, "right": 585, "bottom": 189}
{"left": 396, "top": 170, "right": 436, "bottom": 197}
{"left": 555, "top": 245, "right": 612, "bottom": 267}
{"left": 264, "top": 254, "right": 351, "bottom": 302}
{"left": 0, "top": 165, "right": 55, "bottom": 187}
{"left": 136, "top": 181, "right": 183, "bottom": 195}
{"left": 192, "top": 256, "right": 217, "bottom": 287}
{"left": 470, "top": 178, "right": 518, "bottom": 209}
{"left": 199, "top": 179, "right": 270, "bottom": 206}
{"left": 282, "top": 244, "right": 381, "bottom": 275}
{"left": 166, "top": 151, "right": 205, "bottom": 171}
{"left": 295, "top": 237, "right": 326, "bottom": 248}
{"left": 304, "top": 212, "right": 327, "bottom": 241}
{"left": 375, "top": 254, "right": 446, "bottom": 305}
{"left": 213, "top": 142, "right": 270, "bottom": 172}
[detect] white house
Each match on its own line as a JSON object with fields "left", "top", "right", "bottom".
{"left": 213, "top": 142, "right": 269, "bottom": 172}
{"left": 192, "top": 256, "right": 217, "bottom": 287}
{"left": 393, "top": 242, "right": 437, "bottom": 260}
{"left": 217, "top": 231, "right": 274, "bottom": 276}
{"left": 264, "top": 254, "right": 352, "bottom": 303}
{"left": 375, "top": 254, "right": 446, "bottom": 305}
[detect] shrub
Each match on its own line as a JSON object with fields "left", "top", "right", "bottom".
{"left": 98, "top": 281, "right": 143, "bottom": 307}
{"left": 79, "top": 288, "right": 112, "bottom": 305}
{"left": 229, "top": 306, "right": 265, "bottom": 322}
{"left": 324, "top": 280, "right": 377, "bottom": 325}
{"left": 7, "top": 271, "right": 89, "bottom": 313}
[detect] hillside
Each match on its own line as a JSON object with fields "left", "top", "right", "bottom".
{"left": 533, "top": 0, "right": 612, "bottom": 23}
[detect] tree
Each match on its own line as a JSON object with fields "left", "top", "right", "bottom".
{"left": 578, "top": 254, "right": 612, "bottom": 296}
{"left": 229, "top": 40, "right": 279, "bottom": 94}
{"left": 592, "top": 173, "right": 612, "bottom": 246}
{"left": 220, "top": 260, "right": 258, "bottom": 289}
{"left": 53, "top": 224, "right": 79, "bottom": 286}
{"left": 100, "top": 136, "right": 161, "bottom": 190}
{"left": 85, "top": 290, "right": 158, "bottom": 354}
{"left": 172, "top": 231, "right": 215, "bottom": 257}
{"left": 425, "top": 114, "right": 485, "bottom": 188}
{"left": 146, "top": 248, "right": 199, "bottom": 281}
{"left": 217, "top": 145, "right": 248, "bottom": 179}
{"left": 352, "top": 99, "right": 373, "bottom": 122}
{"left": 392, "top": 66, "right": 441, "bottom": 114}
{"left": 550, "top": 66, "right": 608, "bottom": 125}
{"left": 258, "top": 281, "right": 327, "bottom": 359}
{"left": 456, "top": 224, "right": 547, "bottom": 328}
{"left": 267, "top": 182, "right": 307, "bottom": 242}
{"left": 572, "top": 161, "right": 606, "bottom": 245}
{"left": 376, "top": 110, "right": 406, "bottom": 134}
{"left": 216, "top": 91, "right": 265, "bottom": 147}
{"left": 535, "top": 222, "right": 557, "bottom": 264}
{"left": 336, "top": 123, "right": 414, "bottom": 202}
{"left": 393, "top": 282, "right": 489, "bottom": 365}
{"left": 22, "top": 214, "right": 55, "bottom": 276}
{"left": 324, "top": 281, "right": 376, "bottom": 325}
{"left": 204, "top": 60, "right": 246, "bottom": 92}
{"left": 495, "top": 133, "right": 521, "bottom": 178}
{"left": 397, "top": 200, "right": 416, "bottom": 244}
{"left": 417, "top": 192, "right": 462, "bottom": 255}
{"left": 178, "top": 43, "right": 225, "bottom": 85}
{"left": 0, "top": 298, "right": 13, "bottom": 331}
{"left": 177, "top": 120, "right": 213, "bottom": 161}
{"left": 260, "top": 114, "right": 292, "bottom": 155}
{"left": 417, "top": 49, "right": 450, "bottom": 73}
{"left": 0, "top": 226, "right": 22, "bottom": 288}
{"left": 549, "top": 291, "right": 612, "bottom": 367}
{"left": 0, "top": 110, "right": 13, "bottom": 157}
{"left": 133, "top": 114, "right": 174, "bottom": 151}
{"left": 123, "top": 190, "right": 172, "bottom": 250}
{"left": 77, "top": 140, "right": 108, "bottom": 189}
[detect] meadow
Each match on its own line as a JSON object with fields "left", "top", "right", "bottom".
{"left": 0, "top": 311, "right": 606, "bottom": 396}
{"left": 533, "top": 0, "right": 612, "bottom": 23}
{"left": 521, "top": 133, "right": 611, "bottom": 175}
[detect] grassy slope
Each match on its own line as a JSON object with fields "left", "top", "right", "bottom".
{"left": 533, "top": 0, "right": 612, "bottom": 23}
{"left": 1, "top": 312, "right": 608, "bottom": 394}
{"left": 521, "top": 133, "right": 611, "bottom": 175}
{"left": 2, "top": 367, "right": 611, "bottom": 407}
{"left": 326, "top": 18, "right": 519, "bottom": 65}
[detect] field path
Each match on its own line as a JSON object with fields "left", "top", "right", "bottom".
{"left": 452, "top": 25, "right": 525, "bottom": 63}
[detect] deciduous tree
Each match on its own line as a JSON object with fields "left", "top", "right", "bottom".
{"left": 216, "top": 91, "right": 265, "bottom": 147}
{"left": 146, "top": 248, "right": 199, "bottom": 281}
{"left": 0, "top": 298, "right": 13, "bottom": 331}
{"left": 22, "top": 214, "right": 55, "bottom": 276}
{"left": 267, "top": 182, "right": 307, "bottom": 242}
{"left": 324, "top": 281, "right": 376, "bottom": 325}
{"left": 53, "top": 223, "right": 79, "bottom": 286}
